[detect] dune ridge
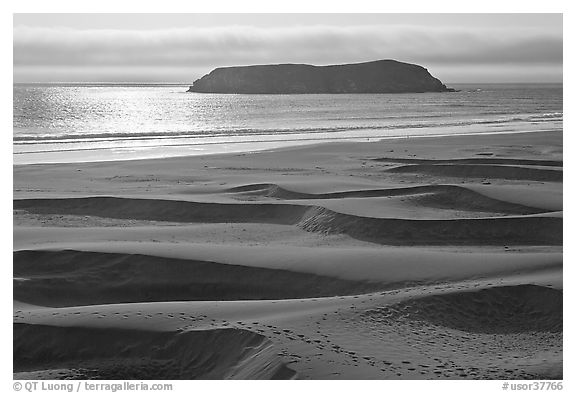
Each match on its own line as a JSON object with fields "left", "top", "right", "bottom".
{"left": 228, "top": 183, "right": 548, "bottom": 215}
{"left": 13, "top": 241, "right": 562, "bottom": 293}
{"left": 373, "top": 157, "right": 563, "bottom": 167}
{"left": 14, "top": 323, "right": 295, "bottom": 379}
{"left": 387, "top": 164, "right": 562, "bottom": 182}
{"left": 297, "top": 207, "right": 561, "bottom": 245}
{"left": 13, "top": 250, "right": 383, "bottom": 307}
{"left": 363, "top": 284, "right": 562, "bottom": 334}
{"left": 14, "top": 197, "right": 561, "bottom": 245}
{"left": 13, "top": 197, "right": 308, "bottom": 225}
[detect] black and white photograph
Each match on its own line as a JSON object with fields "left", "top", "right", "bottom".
{"left": 11, "top": 9, "right": 564, "bottom": 385}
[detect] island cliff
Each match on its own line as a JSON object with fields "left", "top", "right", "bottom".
{"left": 187, "top": 60, "right": 454, "bottom": 94}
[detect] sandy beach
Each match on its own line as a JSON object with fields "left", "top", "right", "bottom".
{"left": 13, "top": 130, "right": 563, "bottom": 380}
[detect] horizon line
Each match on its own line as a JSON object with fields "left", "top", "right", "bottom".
{"left": 13, "top": 81, "right": 564, "bottom": 85}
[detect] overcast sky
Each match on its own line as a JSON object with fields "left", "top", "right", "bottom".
{"left": 13, "top": 14, "right": 562, "bottom": 83}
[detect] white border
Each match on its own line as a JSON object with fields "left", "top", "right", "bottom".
{"left": 3, "top": 2, "right": 572, "bottom": 392}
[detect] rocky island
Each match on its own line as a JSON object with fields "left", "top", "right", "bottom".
{"left": 187, "top": 59, "right": 455, "bottom": 94}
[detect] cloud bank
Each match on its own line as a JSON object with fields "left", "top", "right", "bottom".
{"left": 13, "top": 24, "right": 563, "bottom": 83}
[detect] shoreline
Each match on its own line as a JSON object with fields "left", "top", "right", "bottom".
{"left": 13, "top": 128, "right": 562, "bottom": 166}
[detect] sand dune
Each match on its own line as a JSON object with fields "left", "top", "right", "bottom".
{"left": 464, "top": 184, "right": 563, "bottom": 211}
{"left": 388, "top": 163, "right": 562, "bottom": 182}
{"left": 373, "top": 157, "right": 562, "bottom": 167}
{"left": 14, "top": 277, "right": 562, "bottom": 380}
{"left": 228, "top": 183, "right": 548, "bottom": 215}
{"left": 14, "top": 196, "right": 561, "bottom": 245}
{"left": 14, "top": 323, "right": 295, "bottom": 379}
{"left": 297, "top": 207, "right": 561, "bottom": 245}
{"left": 13, "top": 197, "right": 308, "bottom": 225}
{"left": 13, "top": 131, "right": 563, "bottom": 380}
{"left": 364, "top": 284, "right": 562, "bottom": 334}
{"left": 13, "top": 242, "right": 562, "bottom": 295}
{"left": 14, "top": 249, "right": 381, "bottom": 307}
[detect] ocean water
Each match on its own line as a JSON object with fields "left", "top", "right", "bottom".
{"left": 13, "top": 83, "right": 562, "bottom": 164}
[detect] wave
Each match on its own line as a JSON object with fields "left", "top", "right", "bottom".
{"left": 13, "top": 112, "right": 563, "bottom": 145}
